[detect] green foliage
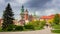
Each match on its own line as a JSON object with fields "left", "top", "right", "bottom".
{"left": 6, "top": 24, "right": 16, "bottom": 31}
{"left": 40, "top": 20, "right": 46, "bottom": 28}
{"left": 51, "top": 30, "right": 60, "bottom": 33}
{"left": 15, "top": 26, "right": 24, "bottom": 31}
{"left": 24, "top": 24, "right": 35, "bottom": 30}
{"left": 53, "top": 14, "right": 60, "bottom": 24}
{"left": 24, "top": 20, "right": 46, "bottom": 30}
{"left": 0, "top": 27, "right": 2, "bottom": 32}
{"left": 52, "top": 24, "right": 60, "bottom": 29}
{"left": 52, "top": 24, "right": 60, "bottom": 33}
{"left": 2, "top": 3, "right": 14, "bottom": 30}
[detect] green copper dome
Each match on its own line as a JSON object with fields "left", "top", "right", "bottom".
{"left": 21, "top": 5, "right": 24, "bottom": 14}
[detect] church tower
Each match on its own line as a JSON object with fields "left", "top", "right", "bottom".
{"left": 19, "top": 5, "right": 25, "bottom": 26}
{"left": 24, "top": 9, "right": 29, "bottom": 24}
{"left": 20, "top": 5, "right": 24, "bottom": 20}
{"left": 24, "top": 9, "right": 28, "bottom": 20}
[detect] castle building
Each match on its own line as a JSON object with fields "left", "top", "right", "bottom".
{"left": 24, "top": 9, "right": 28, "bottom": 20}
{"left": 24, "top": 9, "right": 29, "bottom": 24}
{"left": 20, "top": 5, "right": 25, "bottom": 20}
{"left": 19, "top": 5, "right": 37, "bottom": 25}
{"left": 19, "top": 5, "right": 25, "bottom": 26}
{"left": 33, "top": 12, "right": 37, "bottom": 21}
{"left": 29, "top": 14, "right": 34, "bottom": 21}
{"left": 40, "top": 14, "right": 55, "bottom": 24}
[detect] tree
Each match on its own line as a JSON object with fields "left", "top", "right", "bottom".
{"left": 53, "top": 14, "right": 60, "bottom": 24}
{"left": 2, "top": 3, "right": 14, "bottom": 30}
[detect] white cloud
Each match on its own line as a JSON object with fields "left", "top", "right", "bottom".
{"left": 9, "top": 2, "right": 21, "bottom": 7}
{"left": 0, "top": 0, "right": 60, "bottom": 19}
{"left": 45, "top": 9, "right": 57, "bottom": 15}
{"left": 45, "top": 0, "right": 60, "bottom": 9}
{"left": 42, "top": 0, "right": 60, "bottom": 16}
{"left": 15, "top": 0, "right": 29, "bottom": 4}
{"left": 0, "top": 0, "right": 5, "bottom": 4}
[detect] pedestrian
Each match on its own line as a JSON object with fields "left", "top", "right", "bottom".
{"left": 46, "top": 24, "right": 48, "bottom": 28}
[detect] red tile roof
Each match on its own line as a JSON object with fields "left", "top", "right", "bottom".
{"left": 40, "top": 15, "right": 55, "bottom": 19}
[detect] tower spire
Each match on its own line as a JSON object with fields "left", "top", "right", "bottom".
{"left": 22, "top": 5, "right": 24, "bottom": 8}
{"left": 20, "top": 5, "right": 25, "bottom": 20}
{"left": 21, "top": 5, "right": 24, "bottom": 14}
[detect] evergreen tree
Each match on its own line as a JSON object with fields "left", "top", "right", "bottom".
{"left": 2, "top": 3, "right": 14, "bottom": 30}
{"left": 53, "top": 14, "right": 60, "bottom": 24}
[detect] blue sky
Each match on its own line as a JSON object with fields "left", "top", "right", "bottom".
{"left": 0, "top": 0, "right": 60, "bottom": 19}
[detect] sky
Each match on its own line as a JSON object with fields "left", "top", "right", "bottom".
{"left": 0, "top": 0, "right": 60, "bottom": 19}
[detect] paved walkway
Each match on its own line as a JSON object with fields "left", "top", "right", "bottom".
{"left": 0, "top": 26, "right": 52, "bottom": 34}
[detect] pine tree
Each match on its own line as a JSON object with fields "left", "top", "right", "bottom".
{"left": 2, "top": 3, "right": 14, "bottom": 30}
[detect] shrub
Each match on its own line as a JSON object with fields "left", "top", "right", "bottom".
{"left": 40, "top": 21, "right": 46, "bottom": 28}
{"left": 0, "top": 27, "right": 2, "bottom": 32}
{"left": 15, "top": 26, "right": 24, "bottom": 31}
{"left": 24, "top": 20, "right": 45, "bottom": 30}
{"left": 24, "top": 24, "right": 34, "bottom": 30}
{"left": 6, "top": 24, "right": 16, "bottom": 31}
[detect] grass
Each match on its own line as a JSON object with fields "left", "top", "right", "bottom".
{"left": 51, "top": 24, "right": 60, "bottom": 33}
{"left": 51, "top": 30, "right": 60, "bottom": 33}
{"left": 52, "top": 25, "right": 60, "bottom": 29}
{"left": 52, "top": 33, "right": 60, "bottom": 34}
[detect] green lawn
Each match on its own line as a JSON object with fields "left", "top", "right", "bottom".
{"left": 52, "top": 33, "right": 60, "bottom": 34}
{"left": 52, "top": 25, "right": 60, "bottom": 29}
{"left": 52, "top": 24, "right": 60, "bottom": 33}
{"left": 51, "top": 30, "right": 60, "bottom": 33}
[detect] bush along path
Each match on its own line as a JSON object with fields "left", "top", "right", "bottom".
{"left": 0, "top": 26, "right": 52, "bottom": 34}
